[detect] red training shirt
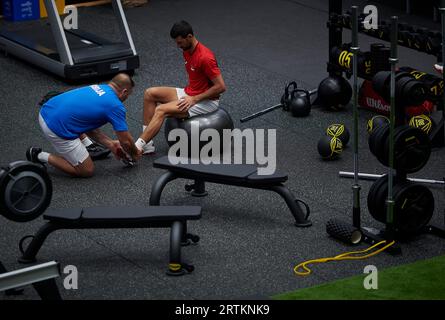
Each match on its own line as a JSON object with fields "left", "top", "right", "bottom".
{"left": 183, "top": 42, "right": 221, "bottom": 97}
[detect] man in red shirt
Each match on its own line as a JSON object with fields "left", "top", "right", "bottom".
{"left": 135, "top": 20, "right": 226, "bottom": 154}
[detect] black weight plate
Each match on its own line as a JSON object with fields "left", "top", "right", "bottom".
{"left": 374, "top": 124, "right": 389, "bottom": 163}
{"left": 379, "top": 125, "right": 405, "bottom": 168}
{"left": 368, "top": 124, "right": 387, "bottom": 159}
{"left": 372, "top": 175, "right": 397, "bottom": 224}
{"left": 0, "top": 161, "right": 52, "bottom": 222}
{"left": 405, "top": 81, "right": 427, "bottom": 106}
{"left": 372, "top": 71, "right": 390, "bottom": 99}
{"left": 395, "top": 75, "right": 413, "bottom": 106}
{"left": 367, "top": 174, "right": 388, "bottom": 221}
{"left": 368, "top": 175, "right": 407, "bottom": 225}
{"left": 374, "top": 176, "right": 390, "bottom": 222}
{"left": 384, "top": 125, "right": 431, "bottom": 173}
{"left": 393, "top": 182, "right": 434, "bottom": 235}
{"left": 367, "top": 174, "right": 381, "bottom": 216}
{"left": 368, "top": 178, "right": 434, "bottom": 236}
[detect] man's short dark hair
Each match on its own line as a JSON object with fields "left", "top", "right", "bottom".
{"left": 170, "top": 20, "right": 194, "bottom": 39}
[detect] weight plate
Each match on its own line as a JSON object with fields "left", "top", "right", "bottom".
{"left": 393, "top": 182, "right": 434, "bottom": 235}
{"left": 368, "top": 177, "right": 434, "bottom": 236}
{"left": 379, "top": 125, "right": 405, "bottom": 168}
{"left": 368, "top": 123, "right": 387, "bottom": 159}
{"left": 383, "top": 125, "right": 431, "bottom": 173}
{"left": 367, "top": 174, "right": 388, "bottom": 220}
{"left": 372, "top": 71, "right": 390, "bottom": 99}
{"left": 374, "top": 124, "right": 390, "bottom": 165}
{"left": 0, "top": 161, "right": 52, "bottom": 222}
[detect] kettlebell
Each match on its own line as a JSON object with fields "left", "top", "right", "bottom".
{"left": 289, "top": 89, "right": 311, "bottom": 117}
{"left": 281, "top": 81, "right": 298, "bottom": 111}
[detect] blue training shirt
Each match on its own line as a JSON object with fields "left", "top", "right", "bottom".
{"left": 40, "top": 84, "right": 128, "bottom": 140}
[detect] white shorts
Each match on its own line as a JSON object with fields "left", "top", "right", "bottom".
{"left": 39, "top": 113, "right": 89, "bottom": 166}
{"left": 176, "top": 88, "right": 219, "bottom": 117}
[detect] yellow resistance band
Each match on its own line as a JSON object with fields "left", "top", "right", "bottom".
{"left": 294, "top": 240, "right": 396, "bottom": 276}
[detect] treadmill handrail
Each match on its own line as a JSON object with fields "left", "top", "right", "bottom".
{"left": 112, "top": 0, "right": 137, "bottom": 56}
{"left": 44, "top": 0, "right": 74, "bottom": 65}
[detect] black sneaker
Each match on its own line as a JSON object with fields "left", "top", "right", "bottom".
{"left": 26, "top": 147, "right": 44, "bottom": 164}
{"left": 86, "top": 143, "right": 111, "bottom": 161}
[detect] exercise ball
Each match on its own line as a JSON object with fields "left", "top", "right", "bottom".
{"left": 317, "top": 76, "right": 352, "bottom": 110}
{"left": 326, "top": 123, "right": 350, "bottom": 146}
{"left": 164, "top": 108, "right": 234, "bottom": 157}
{"left": 367, "top": 115, "right": 389, "bottom": 134}
{"left": 317, "top": 136, "right": 343, "bottom": 160}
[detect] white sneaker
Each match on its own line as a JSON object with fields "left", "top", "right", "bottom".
{"left": 434, "top": 64, "right": 443, "bottom": 74}
{"left": 142, "top": 140, "right": 155, "bottom": 154}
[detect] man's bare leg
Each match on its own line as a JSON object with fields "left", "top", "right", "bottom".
{"left": 143, "top": 87, "right": 178, "bottom": 125}
{"left": 48, "top": 155, "right": 95, "bottom": 178}
{"left": 140, "top": 101, "right": 188, "bottom": 144}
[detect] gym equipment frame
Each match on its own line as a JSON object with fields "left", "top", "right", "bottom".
{"left": 0, "top": 0, "right": 139, "bottom": 80}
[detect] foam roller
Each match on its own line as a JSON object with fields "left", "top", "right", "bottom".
{"left": 326, "top": 218, "right": 362, "bottom": 244}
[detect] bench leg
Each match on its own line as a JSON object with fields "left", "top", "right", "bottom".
{"left": 180, "top": 221, "right": 200, "bottom": 246}
{"left": 149, "top": 171, "right": 177, "bottom": 205}
{"left": 18, "top": 222, "right": 60, "bottom": 264}
{"left": 270, "top": 185, "right": 312, "bottom": 227}
{"left": 186, "top": 179, "right": 208, "bottom": 197}
{"left": 167, "top": 221, "right": 194, "bottom": 276}
{"left": 32, "top": 279, "right": 62, "bottom": 300}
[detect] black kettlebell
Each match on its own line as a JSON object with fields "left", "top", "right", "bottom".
{"left": 281, "top": 81, "right": 298, "bottom": 111}
{"left": 289, "top": 89, "right": 311, "bottom": 117}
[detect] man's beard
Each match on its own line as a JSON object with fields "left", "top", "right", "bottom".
{"left": 182, "top": 44, "right": 193, "bottom": 51}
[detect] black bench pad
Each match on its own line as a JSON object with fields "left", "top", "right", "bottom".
{"left": 153, "top": 156, "right": 287, "bottom": 184}
{"left": 43, "top": 206, "right": 202, "bottom": 223}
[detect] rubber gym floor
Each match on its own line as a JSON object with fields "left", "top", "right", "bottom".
{"left": 1, "top": 0, "right": 444, "bottom": 300}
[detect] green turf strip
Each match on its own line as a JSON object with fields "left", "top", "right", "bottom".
{"left": 274, "top": 255, "right": 445, "bottom": 300}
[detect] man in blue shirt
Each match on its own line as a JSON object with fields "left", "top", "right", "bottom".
{"left": 27, "top": 73, "right": 141, "bottom": 177}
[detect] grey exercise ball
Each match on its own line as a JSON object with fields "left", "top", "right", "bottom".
{"left": 164, "top": 108, "right": 235, "bottom": 157}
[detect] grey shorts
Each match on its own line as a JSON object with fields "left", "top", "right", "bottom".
{"left": 176, "top": 88, "right": 219, "bottom": 117}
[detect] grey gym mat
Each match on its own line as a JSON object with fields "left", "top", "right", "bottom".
{"left": 1, "top": 0, "right": 444, "bottom": 300}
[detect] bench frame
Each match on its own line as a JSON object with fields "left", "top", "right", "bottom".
{"left": 150, "top": 170, "right": 312, "bottom": 228}
{"left": 18, "top": 212, "right": 200, "bottom": 276}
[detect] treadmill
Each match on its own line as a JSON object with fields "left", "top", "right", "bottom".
{"left": 0, "top": 0, "right": 139, "bottom": 80}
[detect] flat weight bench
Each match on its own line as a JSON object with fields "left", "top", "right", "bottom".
{"left": 18, "top": 206, "right": 202, "bottom": 276}
{"left": 150, "top": 157, "right": 312, "bottom": 227}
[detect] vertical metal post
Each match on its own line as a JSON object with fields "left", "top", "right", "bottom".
{"left": 441, "top": 1, "right": 445, "bottom": 136}
{"left": 328, "top": 0, "right": 343, "bottom": 75}
{"left": 112, "top": 0, "right": 137, "bottom": 55}
{"left": 406, "top": 0, "right": 411, "bottom": 15}
{"left": 43, "top": 0, "right": 73, "bottom": 65}
{"left": 351, "top": 6, "right": 361, "bottom": 229}
{"left": 386, "top": 16, "right": 399, "bottom": 242}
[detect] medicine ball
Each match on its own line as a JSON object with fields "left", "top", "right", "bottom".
{"left": 317, "top": 76, "right": 352, "bottom": 110}
{"left": 409, "top": 114, "right": 434, "bottom": 135}
{"left": 326, "top": 123, "right": 350, "bottom": 146}
{"left": 367, "top": 115, "right": 390, "bottom": 134}
{"left": 317, "top": 136, "right": 343, "bottom": 160}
